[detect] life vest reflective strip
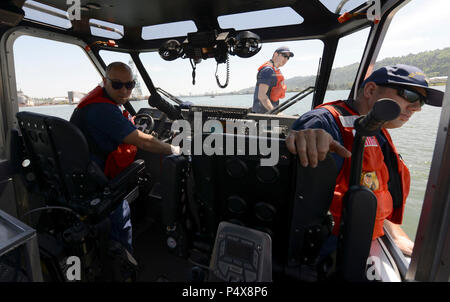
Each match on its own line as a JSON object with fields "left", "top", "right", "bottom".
{"left": 77, "top": 86, "right": 137, "bottom": 179}
{"left": 317, "top": 100, "right": 410, "bottom": 240}
{"left": 257, "top": 61, "right": 286, "bottom": 101}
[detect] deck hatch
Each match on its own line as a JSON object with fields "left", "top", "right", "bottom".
{"left": 217, "top": 7, "right": 303, "bottom": 31}
{"left": 141, "top": 20, "right": 197, "bottom": 40}
{"left": 23, "top": 0, "right": 72, "bottom": 29}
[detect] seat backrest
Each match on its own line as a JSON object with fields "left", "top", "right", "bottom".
{"left": 191, "top": 133, "right": 337, "bottom": 268}
{"left": 16, "top": 111, "right": 107, "bottom": 207}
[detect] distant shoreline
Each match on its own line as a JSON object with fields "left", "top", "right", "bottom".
{"left": 18, "top": 84, "right": 447, "bottom": 106}
{"left": 177, "top": 83, "right": 447, "bottom": 98}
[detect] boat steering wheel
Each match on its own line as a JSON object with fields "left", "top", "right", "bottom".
{"left": 134, "top": 113, "right": 155, "bottom": 134}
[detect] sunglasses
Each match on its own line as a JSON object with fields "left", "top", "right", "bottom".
{"left": 107, "top": 78, "right": 136, "bottom": 90}
{"left": 280, "top": 53, "right": 290, "bottom": 59}
{"left": 380, "top": 84, "right": 426, "bottom": 107}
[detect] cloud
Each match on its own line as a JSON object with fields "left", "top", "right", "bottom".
{"left": 147, "top": 65, "right": 164, "bottom": 72}
{"left": 385, "top": 0, "right": 450, "bottom": 38}
{"left": 377, "top": 0, "right": 450, "bottom": 60}
{"left": 292, "top": 55, "right": 320, "bottom": 62}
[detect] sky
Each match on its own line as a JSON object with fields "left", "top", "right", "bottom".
{"left": 13, "top": 0, "right": 450, "bottom": 98}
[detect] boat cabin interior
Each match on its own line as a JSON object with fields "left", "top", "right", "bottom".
{"left": 0, "top": 0, "right": 449, "bottom": 282}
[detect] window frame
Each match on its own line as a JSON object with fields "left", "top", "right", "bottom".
{"left": 1, "top": 26, "right": 104, "bottom": 142}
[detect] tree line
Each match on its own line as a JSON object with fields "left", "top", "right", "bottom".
{"left": 238, "top": 47, "right": 449, "bottom": 93}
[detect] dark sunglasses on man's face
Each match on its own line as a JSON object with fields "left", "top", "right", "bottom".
{"left": 108, "top": 78, "right": 136, "bottom": 90}
{"left": 280, "top": 53, "right": 290, "bottom": 60}
{"left": 380, "top": 84, "right": 426, "bottom": 107}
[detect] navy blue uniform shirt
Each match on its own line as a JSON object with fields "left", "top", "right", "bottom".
{"left": 69, "top": 88, "right": 136, "bottom": 253}
{"left": 252, "top": 65, "right": 279, "bottom": 113}
{"left": 70, "top": 89, "right": 136, "bottom": 169}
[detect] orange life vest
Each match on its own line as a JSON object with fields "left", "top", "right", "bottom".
{"left": 258, "top": 61, "right": 286, "bottom": 101}
{"left": 77, "top": 86, "right": 137, "bottom": 179}
{"left": 318, "top": 100, "right": 410, "bottom": 240}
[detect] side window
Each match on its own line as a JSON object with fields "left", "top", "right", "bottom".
{"left": 14, "top": 36, "right": 101, "bottom": 120}
{"left": 375, "top": 3, "right": 447, "bottom": 241}
{"left": 139, "top": 39, "right": 323, "bottom": 116}
{"left": 324, "top": 27, "right": 370, "bottom": 102}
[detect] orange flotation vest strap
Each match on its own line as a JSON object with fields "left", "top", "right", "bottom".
{"left": 317, "top": 100, "right": 410, "bottom": 239}
{"left": 77, "top": 86, "right": 137, "bottom": 179}
{"left": 257, "top": 61, "right": 286, "bottom": 101}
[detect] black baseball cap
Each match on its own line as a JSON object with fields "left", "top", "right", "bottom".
{"left": 361, "top": 64, "right": 444, "bottom": 107}
{"left": 275, "top": 46, "right": 294, "bottom": 57}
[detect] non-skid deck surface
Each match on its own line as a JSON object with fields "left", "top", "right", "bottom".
{"left": 133, "top": 220, "right": 194, "bottom": 282}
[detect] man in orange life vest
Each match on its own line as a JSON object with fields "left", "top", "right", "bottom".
{"left": 70, "top": 62, "right": 180, "bottom": 253}
{"left": 252, "top": 46, "right": 293, "bottom": 113}
{"left": 285, "top": 64, "right": 444, "bottom": 256}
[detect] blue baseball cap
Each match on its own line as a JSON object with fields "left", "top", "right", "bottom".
{"left": 275, "top": 46, "right": 294, "bottom": 57}
{"left": 361, "top": 64, "right": 444, "bottom": 107}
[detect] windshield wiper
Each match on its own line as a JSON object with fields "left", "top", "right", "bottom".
{"left": 156, "top": 87, "right": 183, "bottom": 105}
{"left": 268, "top": 86, "right": 315, "bottom": 115}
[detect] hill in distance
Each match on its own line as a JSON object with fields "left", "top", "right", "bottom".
{"left": 236, "top": 47, "right": 449, "bottom": 94}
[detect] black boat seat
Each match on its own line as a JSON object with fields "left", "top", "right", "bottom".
{"left": 15, "top": 111, "right": 147, "bottom": 280}
{"left": 16, "top": 111, "right": 145, "bottom": 222}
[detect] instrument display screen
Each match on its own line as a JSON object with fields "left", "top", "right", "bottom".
{"left": 225, "top": 239, "right": 253, "bottom": 262}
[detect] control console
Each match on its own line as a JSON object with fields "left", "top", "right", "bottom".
{"left": 209, "top": 222, "right": 272, "bottom": 282}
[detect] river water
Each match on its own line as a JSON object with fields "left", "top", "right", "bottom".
{"left": 19, "top": 87, "right": 446, "bottom": 240}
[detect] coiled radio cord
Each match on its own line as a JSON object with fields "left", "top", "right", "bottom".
{"left": 215, "top": 54, "right": 229, "bottom": 88}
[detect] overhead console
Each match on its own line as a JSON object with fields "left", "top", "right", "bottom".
{"left": 158, "top": 30, "right": 262, "bottom": 88}
{"left": 159, "top": 30, "right": 262, "bottom": 64}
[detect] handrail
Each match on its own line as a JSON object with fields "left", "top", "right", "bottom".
{"left": 381, "top": 228, "right": 409, "bottom": 280}
{"left": 89, "top": 22, "right": 124, "bottom": 38}
{"left": 23, "top": 1, "right": 69, "bottom": 20}
{"left": 335, "top": 0, "right": 351, "bottom": 14}
{"left": 268, "top": 86, "right": 314, "bottom": 115}
{"left": 156, "top": 87, "right": 184, "bottom": 105}
{"left": 23, "top": 2, "right": 124, "bottom": 37}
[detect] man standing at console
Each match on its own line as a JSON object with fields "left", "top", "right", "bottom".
{"left": 252, "top": 46, "right": 294, "bottom": 113}
{"left": 71, "top": 62, "right": 179, "bottom": 254}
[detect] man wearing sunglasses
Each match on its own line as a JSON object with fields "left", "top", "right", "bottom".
{"left": 286, "top": 64, "right": 444, "bottom": 259}
{"left": 71, "top": 62, "right": 179, "bottom": 256}
{"left": 252, "top": 46, "right": 294, "bottom": 113}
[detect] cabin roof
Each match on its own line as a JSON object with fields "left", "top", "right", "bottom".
{"left": 9, "top": 0, "right": 379, "bottom": 51}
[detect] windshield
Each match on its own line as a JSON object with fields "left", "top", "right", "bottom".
{"left": 139, "top": 39, "right": 323, "bottom": 116}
